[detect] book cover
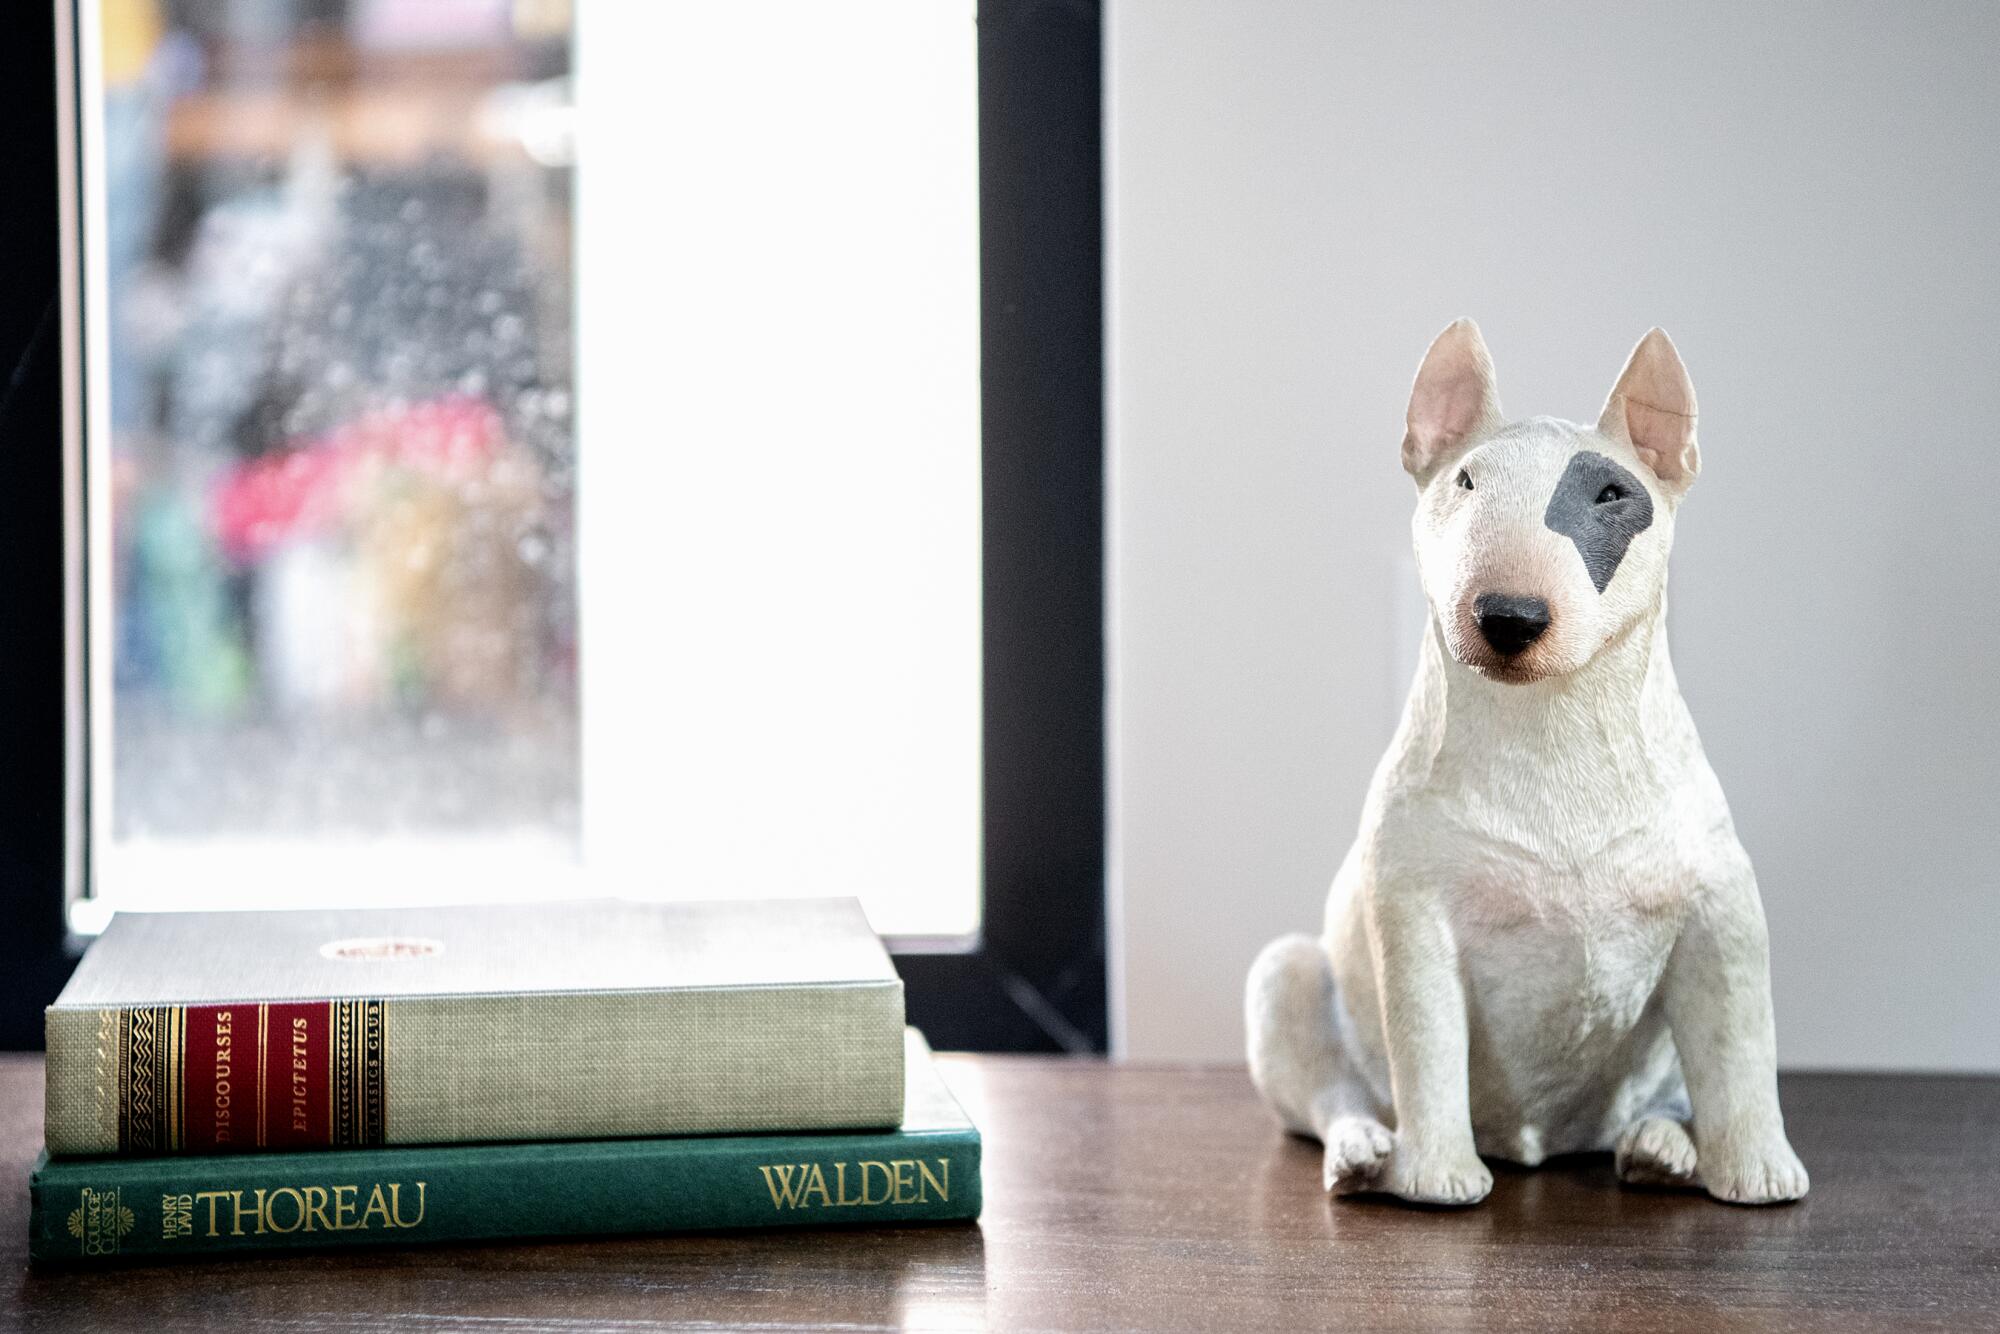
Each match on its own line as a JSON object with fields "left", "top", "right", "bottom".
{"left": 45, "top": 898, "right": 904, "bottom": 1157}
{"left": 30, "top": 1031, "right": 976, "bottom": 1264}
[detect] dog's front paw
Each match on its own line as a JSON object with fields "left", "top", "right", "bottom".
{"left": 1322, "top": 1116, "right": 1395, "bottom": 1195}
{"left": 1378, "top": 1141, "right": 1492, "bottom": 1207}
{"left": 1615, "top": 1116, "right": 1699, "bottom": 1189}
{"left": 1702, "top": 1137, "right": 1809, "bottom": 1205}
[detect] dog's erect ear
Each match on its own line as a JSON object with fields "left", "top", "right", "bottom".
{"left": 1403, "top": 318, "right": 1503, "bottom": 482}
{"left": 1598, "top": 328, "right": 1699, "bottom": 492}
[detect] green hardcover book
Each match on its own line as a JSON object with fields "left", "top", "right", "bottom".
{"left": 44, "top": 897, "right": 904, "bottom": 1157}
{"left": 30, "top": 1031, "right": 977, "bottom": 1264}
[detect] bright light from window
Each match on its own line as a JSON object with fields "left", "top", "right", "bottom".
{"left": 575, "top": 1, "right": 982, "bottom": 938}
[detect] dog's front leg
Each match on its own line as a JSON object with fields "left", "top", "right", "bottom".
{"left": 1367, "top": 885, "right": 1493, "bottom": 1206}
{"left": 1660, "top": 872, "right": 1809, "bottom": 1205}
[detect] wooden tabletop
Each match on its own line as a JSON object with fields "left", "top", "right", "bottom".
{"left": 4, "top": 1053, "right": 1996, "bottom": 1331}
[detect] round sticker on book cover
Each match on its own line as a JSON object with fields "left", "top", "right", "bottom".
{"left": 320, "top": 937, "right": 445, "bottom": 961}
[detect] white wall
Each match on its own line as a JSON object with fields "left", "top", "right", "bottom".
{"left": 1109, "top": 0, "right": 2000, "bottom": 1068}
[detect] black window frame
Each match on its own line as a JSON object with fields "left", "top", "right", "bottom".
{"left": 0, "top": 0, "right": 70, "bottom": 1053}
{"left": 0, "top": 0, "right": 1105, "bottom": 1054}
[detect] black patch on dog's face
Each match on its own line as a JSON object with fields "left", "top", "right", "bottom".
{"left": 1543, "top": 451, "right": 1654, "bottom": 593}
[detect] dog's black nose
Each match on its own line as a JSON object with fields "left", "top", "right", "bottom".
{"left": 1474, "top": 593, "right": 1551, "bottom": 656}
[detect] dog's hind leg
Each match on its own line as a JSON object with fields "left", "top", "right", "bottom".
{"left": 1246, "top": 933, "right": 1393, "bottom": 1194}
{"left": 1616, "top": 1115, "right": 1699, "bottom": 1188}
{"left": 1615, "top": 1081, "right": 1699, "bottom": 1189}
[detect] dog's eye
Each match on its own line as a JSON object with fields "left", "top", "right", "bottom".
{"left": 1456, "top": 469, "right": 1473, "bottom": 491}
{"left": 1595, "top": 484, "right": 1624, "bottom": 504}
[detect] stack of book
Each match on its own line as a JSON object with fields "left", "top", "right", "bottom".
{"left": 29, "top": 898, "right": 980, "bottom": 1264}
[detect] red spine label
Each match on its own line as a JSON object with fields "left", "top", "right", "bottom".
{"left": 266, "top": 1002, "right": 335, "bottom": 1149}
{"left": 119, "top": 1001, "right": 386, "bottom": 1154}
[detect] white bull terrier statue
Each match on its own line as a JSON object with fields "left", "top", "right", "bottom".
{"left": 1246, "top": 320, "right": 1808, "bottom": 1207}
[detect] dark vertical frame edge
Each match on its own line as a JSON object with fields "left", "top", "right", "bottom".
{"left": 0, "top": 0, "right": 76, "bottom": 1048}
{"left": 893, "top": 0, "right": 1108, "bottom": 1052}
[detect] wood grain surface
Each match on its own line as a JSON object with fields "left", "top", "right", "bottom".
{"left": 4, "top": 1053, "right": 1996, "bottom": 1331}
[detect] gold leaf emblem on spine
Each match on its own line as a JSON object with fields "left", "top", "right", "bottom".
{"left": 68, "top": 1187, "right": 136, "bottom": 1256}
{"left": 116, "top": 1006, "right": 187, "bottom": 1153}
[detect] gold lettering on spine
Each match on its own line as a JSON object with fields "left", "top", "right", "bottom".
{"left": 759, "top": 1165, "right": 804, "bottom": 1208}
{"left": 916, "top": 1157, "right": 949, "bottom": 1202}
{"left": 68, "top": 1187, "right": 136, "bottom": 1256}
{"left": 371, "top": 1001, "right": 387, "bottom": 1141}
{"left": 756, "top": 1158, "right": 953, "bottom": 1210}
{"left": 211, "top": 1011, "right": 234, "bottom": 1146}
{"left": 180, "top": 1183, "right": 420, "bottom": 1239}
{"left": 291, "top": 1017, "right": 311, "bottom": 1132}
{"left": 378, "top": 1001, "right": 389, "bottom": 1144}
{"left": 328, "top": 999, "right": 388, "bottom": 1147}
{"left": 160, "top": 1192, "right": 194, "bottom": 1239}
{"left": 194, "top": 1191, "right": 228, "bottom": 1237}
{"left": 230, "top": 1190, "right": 265, "bottom": 1236}
{"left": 388, "top": 1182, "right": 426, "bottom": 1229}
{"left": 887, "top": 1160, "right": 915, "bottom": 1205}
{"left": 263, "top": 1187, "right": 306, "bottom": 1234}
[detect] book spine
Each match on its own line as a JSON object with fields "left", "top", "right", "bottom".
{"left": 29, "top": 1129, "right": 980, "bottom": 1264}
{"left": 45, "top": 983, "right": 905, "bottom": 1157}
{"left": 44, "top": 1001, "right": 385, "bottom": 1156}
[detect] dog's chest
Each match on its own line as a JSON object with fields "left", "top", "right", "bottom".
{"left": 1440, "top": 820, "right": 1694, "bottom": 1095}
{"left": 1442, "top": 848, "right": 1691, "bottom": 1156}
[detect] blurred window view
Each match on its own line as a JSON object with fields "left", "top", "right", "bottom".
{"left": 80, "top": 0, "right": 981, "bottom": 937}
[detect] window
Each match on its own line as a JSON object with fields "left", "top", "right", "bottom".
{"left": 6, "top": 0, "right": 1103, "bottom": 1050}
{"left": 76, "top": 0, "right": 979, "bottom": 939}
{"left": 81, "top": 0, "right": 588, "bottom": 929}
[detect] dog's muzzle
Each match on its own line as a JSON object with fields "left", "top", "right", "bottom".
{"left": 1473, "top": 593, "right": 1551, "bottom": 657}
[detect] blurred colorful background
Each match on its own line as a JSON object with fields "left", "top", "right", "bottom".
{"left": 100, "top": 0, "right": 577, "bottom": 858}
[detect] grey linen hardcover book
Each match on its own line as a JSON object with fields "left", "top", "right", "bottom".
{"left": 45, "top": 898, "right": 905, "bottom": 1158}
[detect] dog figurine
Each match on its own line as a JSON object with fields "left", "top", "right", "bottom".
{"left": 1246, "top": 320, "right": 1807, "bottom": 1207}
